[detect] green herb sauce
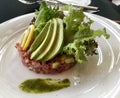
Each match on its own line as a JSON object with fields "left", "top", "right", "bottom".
{"left": 19, "top": 78, "right": 70, "bottom": 93}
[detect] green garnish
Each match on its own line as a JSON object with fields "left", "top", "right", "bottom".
{"left": 59, "top": 5, "right": 109, "bottom": 63}
{"left": 34, "top": 2, "right": 64, "bottom": 37}
{"left": 19, "top": 78, "right": 70, "bottom": 93}
{"left": 30, "top": 2, "right": 110, "bottom": 63}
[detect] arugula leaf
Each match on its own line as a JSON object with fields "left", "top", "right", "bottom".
{"left": 34, "top": 2, "right": 64, "bottom": 36}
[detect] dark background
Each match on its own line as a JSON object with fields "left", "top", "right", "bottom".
{"left": 0, "top": 0, "right": 120, "bottom": 23}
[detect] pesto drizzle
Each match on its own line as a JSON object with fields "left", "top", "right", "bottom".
{"left": 19, "top": 78, "right": 70, "bottom": 93}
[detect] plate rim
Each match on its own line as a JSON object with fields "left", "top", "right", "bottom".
{"left": 0, "top": 12, "right": 120, "bottom": 98}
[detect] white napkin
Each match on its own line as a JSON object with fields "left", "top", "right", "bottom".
{"left": 112, "top": 0, "right": 120, "bottom": 6}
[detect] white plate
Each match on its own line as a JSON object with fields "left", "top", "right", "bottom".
{"left": 57, "top": 0, "right": 91, "bottom": 6}
{"left": 0, "top": 13, "right": 120, "bottom": 98}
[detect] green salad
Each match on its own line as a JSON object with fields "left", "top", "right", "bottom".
{"left": 21, "top": 1, "right": 110, "bottom": 63}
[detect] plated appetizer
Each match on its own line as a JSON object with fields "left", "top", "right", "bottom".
{"left": 15, "top": 2, "right": 109, "bottom": 74}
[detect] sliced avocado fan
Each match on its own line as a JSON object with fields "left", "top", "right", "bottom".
{"left": 30, "top": 20, "right": 53, "bottom": 59}
{"left": 30, "top": 18, "right": 64, "bottom": 62}
{"left": 42, "top": 18, "right": 64, "bottom": 62}
{"left": 36, "top": 19, "right": 57, "bottom": 61}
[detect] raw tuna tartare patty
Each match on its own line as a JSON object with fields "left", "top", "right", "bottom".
{"left": 16, "top": 43, "right": 76, "bottom": 74}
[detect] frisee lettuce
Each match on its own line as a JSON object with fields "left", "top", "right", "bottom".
{"left": 61, "top": 6, "right": 110, "bottom": 63}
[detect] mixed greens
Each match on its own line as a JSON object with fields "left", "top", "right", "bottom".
{"left": 21, "top": 2, "right": 109, "bottom": 63}
{"left": 32, "top": 2, "right": 109, "bottom": 63}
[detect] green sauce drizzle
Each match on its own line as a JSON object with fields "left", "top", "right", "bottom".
{"left": 19, "top": 78, "right": 70, "bottom": 93}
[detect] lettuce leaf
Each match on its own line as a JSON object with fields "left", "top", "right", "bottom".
{"left": 63, "top": 7, "right": 85, "bottom": 44}
{"left": 62, "top": 6, "right": 110, "bottom": 63}
{"left": 63, "top": 40, "right": 87, "bottom": 63}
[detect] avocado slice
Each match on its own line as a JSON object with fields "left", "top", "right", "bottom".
{"left": 42, "top": 18, "right": 64, "bottom": 62}
{"left": 31, "top": 20, "right": 54, "bottom": 60}
{"left": 36, "top": 19, "right": 57, "bottom": 61}
{"left": 29, "top": 21, "right": 51, "bottom": 53}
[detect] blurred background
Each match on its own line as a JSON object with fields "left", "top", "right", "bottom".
{"left": 0, "top": 0, "right": 120, "bottom": 23}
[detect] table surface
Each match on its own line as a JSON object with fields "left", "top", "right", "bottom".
{"left": 0, "top": 0, "right": 120, "bottom": 23}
